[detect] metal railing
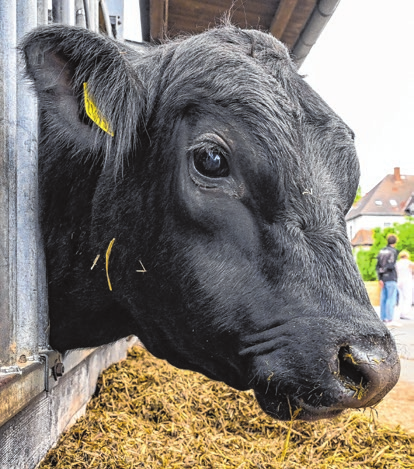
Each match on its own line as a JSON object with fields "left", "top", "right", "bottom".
{"left": 0, "top": 0, "right": 122, "bottom": 430}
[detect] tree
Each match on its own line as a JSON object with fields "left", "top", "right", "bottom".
{"left": 394, "top": 218, "right": 414, "bottom": 253}
{"left": 355, "top": 218, "right": 414, "bottom": 281}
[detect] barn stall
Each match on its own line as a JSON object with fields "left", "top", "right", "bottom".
{"left": 0, "top": 1, "right": 340, "bottom": 467}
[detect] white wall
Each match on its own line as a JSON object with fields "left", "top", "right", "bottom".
{"left": 347, "top": 215, "right": 408, "bottom": 240}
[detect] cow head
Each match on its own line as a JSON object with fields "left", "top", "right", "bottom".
{"left": 22, "top": 25, "right": 400, "bottom": 421}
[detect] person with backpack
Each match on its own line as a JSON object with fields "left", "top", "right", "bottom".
{"left": 376, "top": 234, "right": 399, "bottom": 324}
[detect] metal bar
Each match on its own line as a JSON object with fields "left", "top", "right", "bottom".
{"left": 15, "top": 0, "right": 40, "bottom": 358}
{"left": 86, "top": 0, "right": 97, "bottom": 32}
{"left": 139, "top": 0, "right": 150, "bottom": 42}
{"left": 292, "top": 0, "right": 341, "bottom": 66}
{"left": 36, "top": 1, "right": 50, "bottom": 352}
{"left": 93, "top": 0, "right": 99, "bottom": 32}
{"left": 52, "top": 0, "right": 75, "bottom": 25}
{"left": 0, "top": 1, "right": 17, "bottom": 367}
{"left": 83, "top": 0, "right": 91, "bottom": 28}
{"left": 37, "top": 0, "right": 49, "bottom": 25}
{"left": 99, "top": 0, "right": 113, "bottom": 38}
{"left": 52, "top": 0, "right": 63, "bottom": 23}
{"left": 75, "top": 0, "right": 87, "bottom": 27}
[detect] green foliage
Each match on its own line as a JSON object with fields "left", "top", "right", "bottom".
{"left": 395, "top": 218, "right": 414, "bottom": 253}
{"left": 353, "top": 186, "right": 362, "bottom": 205}
{"left": 356, "top": 249, "right": 377, "bottom": 281}
{"left": 355, "top": 218, "right": 414, "bottom": 281}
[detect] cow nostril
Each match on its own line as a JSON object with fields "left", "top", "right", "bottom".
{"left": 337, "top": 346, "right": 368, "bottom": 400}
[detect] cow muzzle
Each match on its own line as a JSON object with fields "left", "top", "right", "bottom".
{"left": 244, "top": 318, "right": 400, "bottom": 421}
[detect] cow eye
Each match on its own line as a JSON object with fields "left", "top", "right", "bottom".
{"left": 193, "top": 149, "right": 230, "bottom": 178}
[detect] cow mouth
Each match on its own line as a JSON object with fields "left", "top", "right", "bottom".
{"left": 248, "top": 337, "right": 401, "bottom": 422}
{"left": 254, "top": 391, "right": 345, "bottom": 422}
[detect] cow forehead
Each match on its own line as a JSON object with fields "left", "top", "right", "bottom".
{"left": 162, "top": 29, "right": 288, "bottom": 82}
{"left": 155, "top": 30, "right": 301, "bottom": 132}
{"left": 181, "top": 26, "right": 291, "bottom": 60}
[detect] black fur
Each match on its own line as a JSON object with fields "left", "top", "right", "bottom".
{"left": 21, "top": 24, "right": 400, "bottom": 421}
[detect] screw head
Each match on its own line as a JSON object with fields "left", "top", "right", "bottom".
{"left": 52, "top": 362, "right": 65, "bottom": 379}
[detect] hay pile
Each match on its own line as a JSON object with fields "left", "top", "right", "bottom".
{"left": 40, "top": 346, "right": 413, "bottom": 468}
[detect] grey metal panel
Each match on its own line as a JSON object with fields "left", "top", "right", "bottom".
{"left": 0, "top": 1, "right": 17, "bottom": 367}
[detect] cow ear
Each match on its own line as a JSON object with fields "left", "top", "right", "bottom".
{"left": 21, "top": 25, "right": 144, "bottom": 170}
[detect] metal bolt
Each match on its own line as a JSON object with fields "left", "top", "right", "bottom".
{"left": 52, "top": 362, "right": 65, "bottom": 380}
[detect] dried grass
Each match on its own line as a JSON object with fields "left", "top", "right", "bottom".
{"left": 40, "top": 346, "right": 414, "bottom": 469}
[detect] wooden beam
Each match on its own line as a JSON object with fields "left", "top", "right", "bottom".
{"left": 270, "top": 0, "right": 300, "bottom": 40}
{"left": 150, "top": 0, "right": 169, "bottom": 40}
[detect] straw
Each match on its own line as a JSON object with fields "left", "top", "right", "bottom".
{"left": 39, "top": 346, "right": 414, "bottom": 469}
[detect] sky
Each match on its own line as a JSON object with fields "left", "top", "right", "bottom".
{"left": 300, "top": 0, "right": 414, "bottom": 195}
{"left": 124, "top": 0, "right": 414, "bottom": 195}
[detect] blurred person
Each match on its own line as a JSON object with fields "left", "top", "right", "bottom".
{"left": 396, "top": 250, "right": 414, "bottom": 319}
{"left": 376, "top": 234, "right": 399, "bottom": 325}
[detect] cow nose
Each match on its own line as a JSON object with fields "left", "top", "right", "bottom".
{"left": 335, "top": 343, "right": 400, "bottom": 408}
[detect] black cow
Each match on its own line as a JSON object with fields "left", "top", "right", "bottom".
{"left": 22, "top": 24, "right": 400, "bottom": 421}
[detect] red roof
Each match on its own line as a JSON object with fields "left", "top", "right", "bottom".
{"left": 351, "top": 229, "right": 374, "bottom": 247}
{"left": 346, "top": 168, "right": 414, "bottom": 221}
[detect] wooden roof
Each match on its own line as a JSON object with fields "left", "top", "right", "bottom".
{"left": 140, "top": 0, "right": 339, "bottom": 64}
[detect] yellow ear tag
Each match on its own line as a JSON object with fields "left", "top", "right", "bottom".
{"left": 83, "top": 82, "right": 114, "bottom": 137}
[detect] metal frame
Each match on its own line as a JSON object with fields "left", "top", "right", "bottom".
{"left": 0, "top": 0, "right": 64, "bottom": 428}
{"left": 0, "top": 0, "right": 48, "bottom": 373}
{"left": 0, "top": 0, "right": 126, "bottom": 440}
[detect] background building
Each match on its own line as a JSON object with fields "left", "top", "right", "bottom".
{"left": 346, "top": 167, "right": 414, "bottom": 244}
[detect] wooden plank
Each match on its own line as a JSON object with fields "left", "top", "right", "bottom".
{"left": 152, "top": 0, "right": 317, "bottom": 52}
{"left": 270, "top": 0, "right": 299, "bottom": 39}
{"left": 280, "top": 0, "right": 316, "bottom": 49}
{"left": 168, "top": 0, "right": 277, "bottom": 33}
{"left": 150, "top": 0, "right": 168, "bottom": 39}
{"left": 0, "top": 362, "right": 44, "bottom": 428}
